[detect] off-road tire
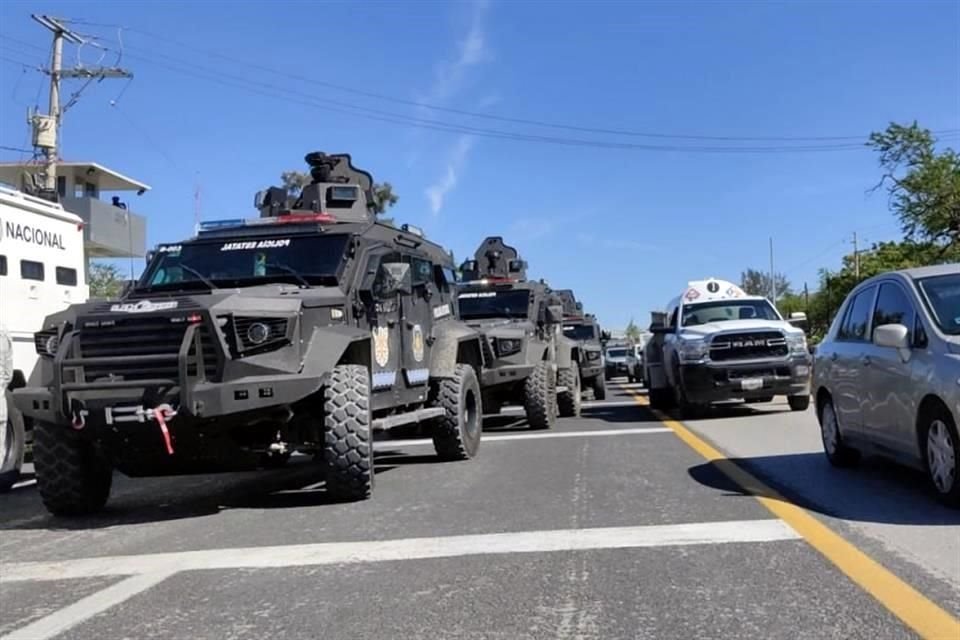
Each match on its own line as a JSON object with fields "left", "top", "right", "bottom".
{"left": 648, "top": 387, "right": 673, "bottom": 410}
{"left": 592, "top": 375, "right": 607, "bottom": 401}
{"left": 432, "top": 364, "right": 482, "bottom": 461}
{"left": 818, "top": 397, "right": 859, "bottom": 468}
{"left": 323, "top": 364, "right": 373, "bottom": 501}
{"left": 33, "top": 421, "right": 112, "bottom": 516}
{"left": 788, "top": 395, "right": 811, "bottom": 412}
{"left": 525, "top": 362, "right": 557, "bottom": 430}
{"left": 557, "top": 367, "right": 581, "bottom": 417}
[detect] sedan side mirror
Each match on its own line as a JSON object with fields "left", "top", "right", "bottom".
{"left": 874, "top": 323, "right": 910, "bottom": 350}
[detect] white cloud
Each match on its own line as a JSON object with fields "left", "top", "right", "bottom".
{"left": 425, "top": 135, "right": 475, "bottom": 215}
{"left": 509, "top": 217, "right": 555, "bottom": 241}
{"left": 420, "top": 0, "right": 490, "bottom": 106}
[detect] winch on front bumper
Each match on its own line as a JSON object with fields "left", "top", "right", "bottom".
{"left": 14, "top": 313, "right": 324, "bottom": 427}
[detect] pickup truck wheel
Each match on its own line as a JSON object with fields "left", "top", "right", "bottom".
{"left": 592, "top": 375, "right": 607, "bottom": 401}
{"left": 432, "top": 364, "right": 482, "bottom": 461}
{"left": 674, "top": 383, "right": 707, "bottom": 420}
{"left": 0, "top": 414, "right": 26, "bottom": 493}
{"left": 525, "top": 362, "right": 557, "bottom": 430}
{"left": 818, "top": 398, "right": 859, "bottom": 468}
{"left": 557, "top": 367, "right": 581, "bottom": 417}
{"left": 33, "top": 421, "right": 112, "bottom": 516}
{"left": 648, "top": 387, "right": 673, "bottom": 410}
{"left": 788, "top": 395, "right": 811, "bottom": 412}
{"left": 323, "top": 364, "right": 373, "bottom": 501}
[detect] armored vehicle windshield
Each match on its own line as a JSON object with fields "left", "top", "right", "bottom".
{"left": 563, "top": 324, "right": 597, "bottom": 341}
{"left": 138, "top": 234, "right": 350, "bottom": 290}
{"left": 458, "top": 288, "right": 531, "bottom": 320}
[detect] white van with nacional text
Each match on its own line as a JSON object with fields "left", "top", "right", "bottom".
{"left": 0, "top": 185, "right": 87, "bottom": 490}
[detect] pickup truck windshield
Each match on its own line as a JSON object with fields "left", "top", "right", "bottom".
{"left": 917, "top": 273, "right": 960, "bottom": 335}
{"left": 606, "top": 348, "right": 629, "bottom": 359}
{"left": 458, "top": 289, "right": 531, "bottom": 320}
{"left": 682, "top": 299, "right": 781, "bottom": 326}
{"left": 138, "top": 235, "right": 349, "bottom": 290}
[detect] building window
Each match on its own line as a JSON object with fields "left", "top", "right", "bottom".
{"left": 56, "top": 266, "right": 78, "bottom": 286}
{"left": 0, "top": 255, "right": 7, "bottom": 276}
{"left": 21, "top": 260, "right": 44, "bottom": 281}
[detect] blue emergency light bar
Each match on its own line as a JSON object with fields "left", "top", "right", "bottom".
{"left": 197, "top": 212, "right": 336, "bottom": 233}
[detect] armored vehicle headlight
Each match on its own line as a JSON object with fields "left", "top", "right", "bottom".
{"left": 678, "top": 338, "right": 708, "bottom": 362}
{"left": 587, "top": 351, "right": 601, "bottom": 361}
{"left": 34, "top": 329, "right": 60, "bottom": 357}
{"left": 246, "top": 322, "right": 271, "bottom": 345}
{"left": 496, "top": 338, "right": 522, "bottom": 356}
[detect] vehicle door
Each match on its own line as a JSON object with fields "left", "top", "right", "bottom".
{"left": 399, "top": 254, "right": 435, "bottom": 393}
{"left": 863, "top": 280, "right": 922, "bottom": 452}
{"left": 362, "top": 251, "right": 405, "bottom": 402}
{"left": 830, "top": 285, "right": 877, "bottom": 435}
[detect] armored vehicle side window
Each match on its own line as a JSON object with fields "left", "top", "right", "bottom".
{"left": 409, "top": 257, "right": 433, "bottom": 286}
{"left": 0, "top": 255, "right": 6, "bottom": 276}
{"left": 372, "top": 252, "right": 402, "bottom": 298}
{"left": 21, "top": 260, "right": 44, "bottom": 281}
{"left": 56, "top": 266, "right": 78, "bottom": 286}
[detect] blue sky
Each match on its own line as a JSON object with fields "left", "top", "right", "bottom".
{"left": 1, "top": 0, "right": 957, "bottom": 329}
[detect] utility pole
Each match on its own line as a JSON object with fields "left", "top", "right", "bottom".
{"left": 29, "top": 15, "right": 132, "bottom": 195}
{"left": 769, "top": 237, "right": 777, "bottom": 304}
{"left": 852, "top": 231, "right": 860, "bottom": 280}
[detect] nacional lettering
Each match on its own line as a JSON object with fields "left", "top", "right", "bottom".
{"left": 3, "top": 220, "right": 66, "bottom": 250}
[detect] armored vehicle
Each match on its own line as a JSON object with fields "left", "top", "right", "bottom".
{"left": 555, "top": 290, "right": 606, "bottom": 400}
{"left": 456, "top": 237, "right": 579, "bottom": 428}
{"left": 14, "top": 152, "right": 485, "bottom": 515}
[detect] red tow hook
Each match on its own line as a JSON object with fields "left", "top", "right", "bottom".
{"left": 152, "top": 404, "right": 177, "bottom": 455}
{"left": 70, "top": 411, "right": 86, "bottom": 431}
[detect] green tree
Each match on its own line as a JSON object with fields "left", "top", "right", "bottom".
{"left": 740, "top": 268, "right": 792, "bottom": 298}
{"left": 624, "top": 317, "right": 642, "bottom": 343}
{"left": 280, "top": 170, "right": 311, "bottom": 195}
{"left": 867, "top": 122, "right": 960, "bottom": 248}
{"left": 373, "top": 182, "right": 398, "bottom": 215}
{"left": 88, "top": 262, "right": 125, "bottom": 299}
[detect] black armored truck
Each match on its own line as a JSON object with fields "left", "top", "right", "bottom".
{"left": 456, "top": 237, "right": 580, "bottom": 428}
{"left": 555, "top": 289, "right": 606, "bottom": 400}
{"left": 14, "top": 152, "right": 486, "bottom": 515}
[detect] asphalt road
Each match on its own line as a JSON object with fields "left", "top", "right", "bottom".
{"left": 1, "top": 381, "right": 958, "bottom": 639}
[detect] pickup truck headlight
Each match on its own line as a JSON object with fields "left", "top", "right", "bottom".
{"left": 678, "top": 338, "right": 709, "bottom": 362}
{"left": 34, "top": 328, "right": 60, "bottom": 357}
{"left": 787, "top": 333, "right": 808, "bottom": 357}
{"left": 496, "top": 338, "right": 522, "bottom": 357}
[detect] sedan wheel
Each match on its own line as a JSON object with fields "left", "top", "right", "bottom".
{"left": 818, "top": 398, "right": 858, "bottom": 468}
{"left": 927, "top": 418, "right": 957, "bottom": 499}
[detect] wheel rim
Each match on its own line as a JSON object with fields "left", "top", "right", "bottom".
{"left": 927, "top": 419, "right": 956, "bottom": 494}
{"left": 821, "top": 403, "right": 839, "bottom": 455}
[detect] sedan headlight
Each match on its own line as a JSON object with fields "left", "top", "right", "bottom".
{"left": 787, "top": 333, "right": 808, "bottom": 356}
{"left": 677, "top": 338, "right": 709, "bottom": 362}
{"left": 496, "top": 338, "right": 522, "bottom": 357}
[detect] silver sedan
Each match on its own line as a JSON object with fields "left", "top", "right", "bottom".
{"left": 813, "top": 264, "right": 960, "bottom": 506}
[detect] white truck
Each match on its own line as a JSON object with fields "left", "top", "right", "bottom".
{"left": 643, "top": 278, "right": 811, "bottom": 418}
{"left": 0, "top": 185, "right": 88, "bottom": 490}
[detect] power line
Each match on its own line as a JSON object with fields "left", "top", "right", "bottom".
{"left": 0, "top": 144, "right": 34, "bottom": 153}
{"left": 2, "top": 30, "right": 958, "bottom": 153}
{"left": 87, "top": 25, "right": 960, "bottom": 143}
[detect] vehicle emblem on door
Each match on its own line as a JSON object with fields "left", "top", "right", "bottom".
{"left": 373, "top": 326, "right": 391, "bottom": 367}
{"left": 411, "top": 324, "right": 425, "bottom": 362}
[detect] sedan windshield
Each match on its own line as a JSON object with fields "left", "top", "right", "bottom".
{"left": 682, "top": 299, "right": 781, "bottom": 326}
{"left": 917, "top": 273, "right": 960, "bottom": 335}
{"left": 458, "top": 289, "right": 531, "bottom": 320}
{"left": 138, "top": 235, "right": 349, "bottom": 290}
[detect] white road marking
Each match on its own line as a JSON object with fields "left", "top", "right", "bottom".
{"left": 11, "top": 479, "right": 36, "bottom": 489}
{"left": 0, "top": 519, "right": 798, "bottom": 584}
{"left": 0, "top": 571, "right": 175, "bottom": 640}
{"left": 378, "top": 427, "right": 672, "bottom": 449}
{"left": 500, "top": 400, "right": 641, "bottom": 412}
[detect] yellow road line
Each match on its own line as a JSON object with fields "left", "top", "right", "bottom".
{"left": 624, "top": 389, "right": 960, "bottom": 640}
